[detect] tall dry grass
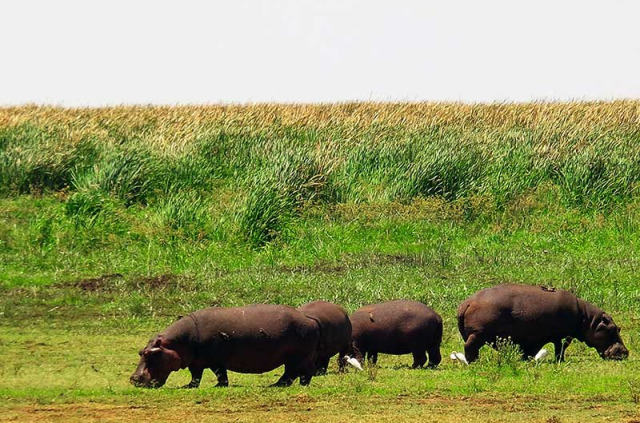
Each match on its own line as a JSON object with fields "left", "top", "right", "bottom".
{"left": 2, "top": 102, "right": 640, "bottom": 246}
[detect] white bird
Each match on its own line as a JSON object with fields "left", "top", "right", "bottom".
{"left": 534, "top": 348, "right": 548, "bottom": 362}
{"left": 449, "top": 351, "right": 469, "bottom": 365}
{"left": 344, "top": 356, "right": 363, "bottom": 371}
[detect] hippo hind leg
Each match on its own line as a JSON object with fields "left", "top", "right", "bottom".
{"left": 427, "top": 345, "right": 442, "bottom": 368}
{"left": 315, "top": 356, "right": 330, "bottom": 376}
{"left": 337, "top": 354, "right": 346, "bottom": 372}
{"left": 213, "top": 367, "right": 228, "bottom": 387}
{"left": 299, "top": 354, "right": 316, "bottom": 386}
{"left": 337, "top": 345, "right": 351, "bottom": 372}
{"left": 272, "top": 356, "right": 315, "bottom": 387}
{"left": 272, "top": 363, "right": 296, "bottom": 387}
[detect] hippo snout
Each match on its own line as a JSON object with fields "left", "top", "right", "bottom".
{"left": 602, "top": 343, "right": 629, "bottom": 360}
{"left": 130, "top": 373, "right": 160, "bottom": 388}
{"left": 130, "top": 374, "right": 147, "bottom": 387}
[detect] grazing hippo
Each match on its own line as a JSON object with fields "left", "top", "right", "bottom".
{"left": 298, "top": 300, "right": 360, "bottom": 374}
{"left": 457, "top": 284, "right": 629, "bottom": 363}
{"left": 350, "top": 300, "right": 443, "bottom": 368}
{"left": 130, "top": 304, "right": 319, "bottom": 388}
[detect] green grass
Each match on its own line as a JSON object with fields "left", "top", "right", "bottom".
{"left": 1, "top": 103, "right": 640, "bottom": 421}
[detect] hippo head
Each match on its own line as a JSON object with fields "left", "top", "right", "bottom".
{"left": 587, "top": 314, "right": 629, "bottom": 360}
{"left": 130, "top": 337, "right": 182, "bottom": 388}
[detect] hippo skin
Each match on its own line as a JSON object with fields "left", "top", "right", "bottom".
{"left": 457, "top": 284, "right": 629, "bottom": 363}
{"left": 131, "top": 304, "right": 319, "bottom": 388}
{"left": 350, "top": 300, "right": 443, "bottom": 368}
{"left": 298, "top": 300, "right": 353, "bottom": 374}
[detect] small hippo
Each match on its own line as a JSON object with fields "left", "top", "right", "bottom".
{"left": 130, "top": 304, "right": 319, "bottom": 388}
{"left": 457, "top": 284, "right": 629, "bottom": 363}
{"left": 298, "top": 300, "right": 360, "bottom": 374}
{"left": 350, "top": 300, "right": 443, "bottom": 368}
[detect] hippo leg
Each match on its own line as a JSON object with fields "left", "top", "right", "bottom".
{"left": 315, "top": 357, "right": 330, "bottom": 375}
{"left": 182, "top": 365, "right": 204, "bottom": 388}
{"left": 213, "top": 367, "right": 229, "bottom": 387}
{"left": 299, "top": 355, "right": 316, "bottom": 386}
{"left": 427, "top": 345, "right": 442, "bottom": 368}
{"left": 337, "top": 354, "right": 346, "bottom": 372}
{"left": 554, "top": 337, "right": 572, "bottom": 362}
{"left": 367, "top": 352, "right": 378, "bottom": 365}
{"left": 463, "top": 333, "right": 483, "bottom": 363}
{"left": 352, "top": 343, "right": 364, "bottom": 364}
{"left": 519, "top": 344, "right": 537, "bottom": 360}
{"left": 272, "top": 362, "right": 300, "bottom": 387}
{"left": 411, "top": 351, "right": 427, "bottom": 368}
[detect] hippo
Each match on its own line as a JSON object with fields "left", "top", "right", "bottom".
{"left": 457, "top": 284, "right": 629, "bottom": 363}
{"left": 298, "top": 300, "right": 360, "bottom": 374}
{"left": 350, "top": 300, "right": 443, "bottom": 368}
{"left": 130, "top": 304, "right": 319, "bottom": 388}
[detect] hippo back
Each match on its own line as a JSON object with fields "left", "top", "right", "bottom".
{"left": 190, "top": 304, "right": 319, "bottom": 374}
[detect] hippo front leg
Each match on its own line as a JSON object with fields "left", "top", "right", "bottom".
{"left": 182, "top": 365, "right": 204, "bottom": 389}
{"left": 366, "top": 352, "right": 378, "bottom": 365}
{"left": 463, "top": 333, "right": 483, "bottom": 363}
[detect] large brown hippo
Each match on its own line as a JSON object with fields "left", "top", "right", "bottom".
{"left": 350, "top": 300, "right": 443, "bottom": 368}
{"left": 457, "top": 284, "right": 629, "bottom": 363}
{"left": 130, "top": 304, "right": 319, "bottom": 388}
{"left": 298, "top": 300, "right": 359, "bottom": 374}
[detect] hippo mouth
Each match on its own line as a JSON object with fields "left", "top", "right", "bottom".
{"left": 130, "top": 375, "right": 164, "bottom": 388}
{"left": 602, "top": 343, "right": 629, "bottom": 360}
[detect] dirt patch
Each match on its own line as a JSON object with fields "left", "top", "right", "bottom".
{"left": 133, "top": 274, "right": 180, "bottom": 290}
{"left": 68, "top": 273, "right": 188, "bottom": 292}
{"left": 3, "top": 395, "right": 634, "bottom": 423}
{"left": 369, "top": 253, "right": 425, "bottom": 266}
{"left": 71, "top": 274, "right": 123, "bottom": 291}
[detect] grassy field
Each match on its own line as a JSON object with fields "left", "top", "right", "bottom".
{"left": 1, "top": 102, "right": 640, "bottom": 422}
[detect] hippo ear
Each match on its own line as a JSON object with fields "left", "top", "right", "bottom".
{"left": 596, "top": 316, "right": 611, "bottom": 331}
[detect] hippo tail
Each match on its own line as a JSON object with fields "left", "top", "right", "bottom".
{"left": 303, "top": 315, "right": 325, "bottom": 352}
{"left": 457, "top": 300, "right": 471, "bottom": 341}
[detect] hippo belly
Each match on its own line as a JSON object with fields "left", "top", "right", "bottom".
{"left": 223, "top": 345, "right": 298, "bottom": 374}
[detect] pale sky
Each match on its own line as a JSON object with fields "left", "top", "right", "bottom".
{"left": 1, "top": 0, "right": 639, "bottom": 106}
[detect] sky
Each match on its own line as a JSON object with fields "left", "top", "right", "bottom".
{"left": 1, "top": 0, "right": 639, "bottom": 106}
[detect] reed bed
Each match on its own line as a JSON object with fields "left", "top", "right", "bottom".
{"left": 2, "top": 102, "right": 640, "bottom": 246}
